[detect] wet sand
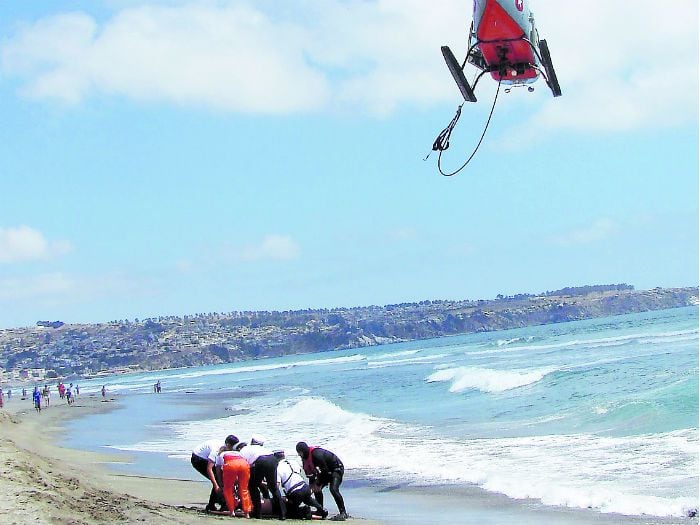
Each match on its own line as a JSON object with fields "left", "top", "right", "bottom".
{"left": 0, "top": 395, "right": 378, "bottom": 524}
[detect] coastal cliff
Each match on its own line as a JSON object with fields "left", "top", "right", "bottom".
{"left": 0, "top": 285, "right": 697, "bottom": 378}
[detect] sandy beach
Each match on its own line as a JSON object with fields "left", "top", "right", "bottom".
{"left": 0, "top": 394, "right": 378, "bottom": 525}
{"left": 0, "top": 394, "right": 207, "bottom": 524}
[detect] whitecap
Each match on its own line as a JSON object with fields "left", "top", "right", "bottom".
{"left": 367, "top": 353, "right": 449, "bottom": 369}
{"left": 368, "top": 349, "right": 421, "bottom": 360}
{"left": 425, "top": 366, "right": 558, "bottom": 393}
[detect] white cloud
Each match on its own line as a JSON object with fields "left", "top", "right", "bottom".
{"left": 0, "top": 1, "right": 464, "bottom": 115}
{"left": 0, "top": 272, "right": 74, "bottom": 300}
{"left": 0, "top": 0, "right": 696, "bottom": 128}
{"left": 1, "top": 6, "right": 330, "bottom": 113}
{"left": 505, "top": 0, "right": 698, "bottom": 134}
{"left": 0, "top": 226, "right": 72, "bottom": 263}
{"left": 235, "top": 234, "right": 301, "bottom": 262}
{"left": 302, "top": 0, "right": 465, "bottom": 114}
{"left": 0, "top": 271, "right": 146, "bottom": 301}
{"left": 386, "top": 227, "right": 418, "bottom": 242}
{"left": 550, "top": 218, "right": 618, "bottom": 247}
{"left": 448, "top": 242, "right": 476, "bottom": 257}
{"left": 175, "top": 258, "right": 194, "bottom": 273}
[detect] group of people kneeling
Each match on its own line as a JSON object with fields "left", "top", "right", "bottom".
{"left": 191, "top": 434, "right": 348, "bottom": 521}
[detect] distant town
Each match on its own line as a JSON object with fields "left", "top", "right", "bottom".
{"left": 1, "top": 284, "right": 697, "bottom": 384}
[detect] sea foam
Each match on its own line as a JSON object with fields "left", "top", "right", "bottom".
{"left": 117, "top": 396, "right": 699, "bottom": 518}
{"left": 425, "top": 366, "right": 557, "bottom": 393}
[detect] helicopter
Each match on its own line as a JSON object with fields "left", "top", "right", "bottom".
{"left": 441, "top": 0, "right": 561, "bottom": 102}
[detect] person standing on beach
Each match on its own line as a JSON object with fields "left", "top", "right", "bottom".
{"left": 191, "top": 435, "right": 238, "bottom": 512}
{"left": 240, "top": 435, "right": 286, "bottom": 520}
{"left": 42, "top": 385, "right": 50, "bottom": 407}
{"left": 101, "top": 385, "right": 106, "bottom": 398}
{"left": 296, "top": 442, "right": 348, "bottom": 521}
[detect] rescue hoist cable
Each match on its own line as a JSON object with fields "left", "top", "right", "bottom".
{"left": 427, "top": 79, "right": 501, "bottom": 177}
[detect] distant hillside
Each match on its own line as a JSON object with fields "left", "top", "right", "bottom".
{"left": 0, "top": 285, "right": 696, "bottom": 379}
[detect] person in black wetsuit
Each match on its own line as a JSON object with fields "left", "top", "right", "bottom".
{"left": 296, "top": 441, "right": 347, "bottom": 521}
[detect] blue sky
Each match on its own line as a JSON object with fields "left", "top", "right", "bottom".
{"left": 0, "top": 0, "right": 697, "bottom": 329}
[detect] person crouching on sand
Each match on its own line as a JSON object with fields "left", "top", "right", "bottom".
{"left": 191, "top": 435, "right": 238, "bottom": 513}
{"left": 274, "top": 450, "right": 328, "bottom": 519}
{"left": 239, "top": 435, "right": 286, "bottom": 520}
{"left": 296, "top": 441, "right": 348, "bottom": 521}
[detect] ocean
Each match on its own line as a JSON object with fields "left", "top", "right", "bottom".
{"left": 66, "top": 307, "right": 699, "bottom": 522}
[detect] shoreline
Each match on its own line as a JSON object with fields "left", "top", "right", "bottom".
{"left": 0, "top": 395, "right": 378, "bottom": 524}
{"left": 0, "top": 394, "right": 695, "bottom": 525}
{"left": 0, "top": 395, "right": 207, "bottom": 524}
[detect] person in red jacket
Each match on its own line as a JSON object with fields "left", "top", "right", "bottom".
{"left": 296, "top": 441, "right": 347, "bottom": 521}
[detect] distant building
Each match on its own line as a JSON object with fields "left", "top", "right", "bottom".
{"left": 36, "top": 321, "right": 64, "bottom": 329}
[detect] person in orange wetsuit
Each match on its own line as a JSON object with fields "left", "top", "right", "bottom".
{"left": 217, "top": 439, "right": 253, "bottom": 517}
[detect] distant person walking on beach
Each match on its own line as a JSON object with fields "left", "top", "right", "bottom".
{"left": 42, "top": 385, "right": 50, "bottom": 407}
{"left": 0, "top": 388, "right": 4, "bottom": 409}
{"left": 296, "top": 442, "right": 348, "bottom": 521}
{"left": 101, "top": 385, "right": 106, "bottom": 398}
{"left": 75, "top": 384, "right": 80, "bottom": 396}
{"left": 32, "top": 387, "right": 41, "bottom": 412}
{"left": 58, "top": 382, "right": 65, "bottom": 399}
{"left": 22, "top": 388, "right": 27, "bottom": 400}
{"left": 7, "top": 388, "right": 11, "bottom": 401}
{"left": 66, "top": 385, "right": 74, "bottom": 405}
{"left": 191, "top": 435, "right": 238, "bottom": 512}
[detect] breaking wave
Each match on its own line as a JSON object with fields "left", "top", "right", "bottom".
{"left": 425, "top": 366, "right": 557, "bottom": 393}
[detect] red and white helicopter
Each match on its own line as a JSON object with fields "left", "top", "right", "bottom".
{"left": 442, "top": 0, "right": 561, "bottom": 101}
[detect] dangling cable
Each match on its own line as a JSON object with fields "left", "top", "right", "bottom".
{"left": 427, "top": 79, "right": 502, "bottom": 177}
